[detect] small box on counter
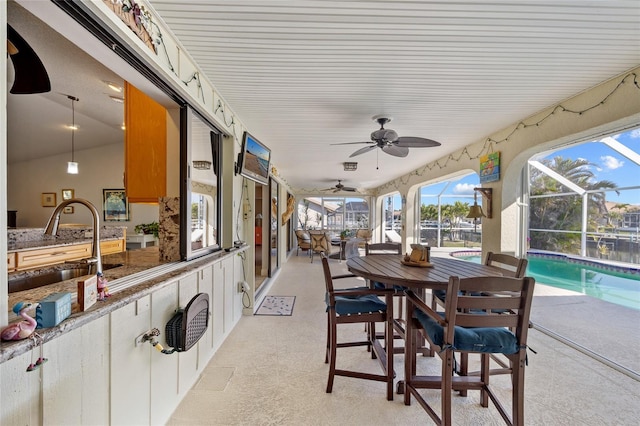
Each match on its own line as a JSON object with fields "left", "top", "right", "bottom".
{"left": 78, "top": 275, "right": 98, "bottom": 311}
{"left": 36, "top": 292, "right": 72, "bottom": 328}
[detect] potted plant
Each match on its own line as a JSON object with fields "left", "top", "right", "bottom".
{"left": 340, "top": 229, "right": 351, "bottom": 240}
{"left": 134, "top": 221, "right": 159, "bottom": 238}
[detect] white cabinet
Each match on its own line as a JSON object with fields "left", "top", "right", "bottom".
{"left": 150, "top": 281, "right": 180, "bottom": 425}
{"left": 110, "top": 296, "right": 152, "bottom": 425}
{"left": 212, "top": 260, "right": 225, "bottom": 349}
{"left": 222, "top": 256, "right": 235, "bottom": 334}
{"left": 177, "top": 273, "right": 199, "bottom": 397}
{"left": 0, "top": 252, "right": 245, "bottom": 425}
{"left": 197, "top": 265, "right": 215, "bottom": 364}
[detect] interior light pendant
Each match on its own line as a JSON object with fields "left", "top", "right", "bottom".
{"left": 67, "top": 95, "right": 79, "bottom": 174}
{"left": 67, "top": 161, "right": 78, "bottom": 174}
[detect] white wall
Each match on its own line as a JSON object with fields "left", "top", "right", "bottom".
{"left": 7, "top": 143, "right": 158, "bottom": 233}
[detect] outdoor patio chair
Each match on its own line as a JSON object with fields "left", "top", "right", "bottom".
{"left": 310, "top": 231, "right": 332, "bottom": 263}
{"left": 385, "top": 229, "right": 402, "bottom": 244}
{"left": 431, "top": 252, "right": 529, "bottom": 383}
{"left": 404, "top": 275, "right": 535, "bottom": 425}
{"left": 295, "top": 229, "right": 311, "bottom": 256}
{"left": 321, "top": 254, "right": 395, "bottom": 400}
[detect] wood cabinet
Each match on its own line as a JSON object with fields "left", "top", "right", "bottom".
{"left": 12, "top": 239, "right": 125, "bottom": 271}
{"left": 16, "top": 244, "right": 92, "bottom": 271}
{"left": 100, "top": 239, "right": 125, "bottom": 255}
{"left": 7, "top": 253, "right": 16, "bottom": 272}
{"left": 124, "top": 82, "right": 167, "bottom": 203}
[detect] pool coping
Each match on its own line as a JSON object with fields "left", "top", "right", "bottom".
{"left": 450, "top": 250, "right": 640, "bottom": 276}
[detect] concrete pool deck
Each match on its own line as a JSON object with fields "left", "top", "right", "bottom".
{"left": 433, "top": 247, "right": 640, "bottom": 376}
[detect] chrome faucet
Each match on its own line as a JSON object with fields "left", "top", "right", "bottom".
{"left": 44, "top": 198, "right": 103, "bottom": 274}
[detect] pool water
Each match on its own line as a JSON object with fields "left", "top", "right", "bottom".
{"left": 456, "top": 254, "right": 640, "bottom": 310}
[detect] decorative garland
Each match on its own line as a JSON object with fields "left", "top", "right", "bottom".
{"left": 377, "top": 72, "right": 640, "bottom": 193}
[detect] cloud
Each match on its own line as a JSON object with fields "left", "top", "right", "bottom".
{"left": 453, "top": 183, "right": 475, "bottom": 194}
{"left": 601, "top": 155, "right": 624, "bottom": 170}
{"left": 630, "top": 129, "right": 640, "bottom": 139}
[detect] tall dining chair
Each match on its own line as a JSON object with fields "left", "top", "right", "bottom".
{"left": 364, "top": 242, "right": 406, "bottom": 351}
{"left": 430, "top": 252, "right": 528, "bottom": 375}
{"left": 404, "top": 275, "right": 536, "bottom": 425}
{"left": 321, "top": 254, "right": 396, "bottom": 400}
{"left": 432, "top": 252, "right": 528, "bottom": 311}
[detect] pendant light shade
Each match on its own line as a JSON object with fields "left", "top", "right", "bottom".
{"left": 67, "top": 161, "right": 78, "bottom": 174}
{"left": 67, "top": 95, "right": 79, "bottom": 174}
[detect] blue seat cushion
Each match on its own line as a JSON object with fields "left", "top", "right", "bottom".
{"left": 414, "top": 308, "right": 518, "bottom": 354}
{"left": 326, "top": 292, "right": 387, "bottom": 316}
{"left": 373, "top": 281, "right": 408, "bottom": 292}
{"left": 432, "top": 289, "right": 446, "bottom": 302}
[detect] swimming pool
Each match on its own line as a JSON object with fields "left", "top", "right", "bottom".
{"left": 451, "top": 251, "right": 640, "bottom": 310}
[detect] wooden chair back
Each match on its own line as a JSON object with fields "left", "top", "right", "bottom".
{"left": 365, "top": 242, "right": 402, "bottom": 255}
{"left": 485, "top": 252, "right": 528, "bottom": 278}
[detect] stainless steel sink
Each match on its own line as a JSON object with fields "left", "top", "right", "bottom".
{"left": 8, "top": 263, "right": 123, "bottom": 294}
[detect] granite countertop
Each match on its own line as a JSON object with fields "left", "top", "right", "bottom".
{"left": 1, "top": 245, "right": 248, "bottom": 363}
{"left": 8, "top": 236, "right": 124, "bottom": 252}
{"left": 8, "top": 225, "right": 126, "bottom": 252}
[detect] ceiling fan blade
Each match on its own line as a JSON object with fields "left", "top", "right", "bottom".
{"left": 395, "top": 136, "right": 441, "bottom": 147}
{"left": 7, "top": 25, "right": 51, "bottom": 94}
{"left": 331, "top": 141, "right": 373, "bottom": 146}
{"left": 342, "top": 186, "right": 357, "bottom": 192}
{"left": 350, "top": 145, "right": 377, "bottom": 157}
{"left": 382, "top": 145, "right": 409, "bottom": 157}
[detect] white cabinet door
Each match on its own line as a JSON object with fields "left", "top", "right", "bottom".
{"left": 150, "top": 281, "right": 180, "bottom": 425}
{"left": 212, "top": 260, "right": 225, "bottom": 351}
{"left": 177, "top": 272, "right": 199, "bottom": 397}
{"left": 0, "top": 351, "right": 41, "bottom": 425}
{"left": 110, "top": 296, "right": 151, "bottom": 425}
{"left": 223, "top": 256, "right": 235, "bottom": 333}
{"left": 42, "top": 315, "right": 110, "bottom": 425}
{"left": 197, "top": 265, "right": 215, "bottom": 366}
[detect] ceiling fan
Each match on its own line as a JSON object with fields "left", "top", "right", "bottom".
{"left": 323, "top": 180, "right": 357, "bottom": 192}
{"left": 332, "top": 115, "right": 441, "bottom": 158}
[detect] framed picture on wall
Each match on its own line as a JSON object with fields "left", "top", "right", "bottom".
{"left": 41, "top": 192, "right": 56, "bottom": 207}
{"left": 103, "top": 189, "right": 129, "bottom": 221}
{"left": 62, "top": 188, "right": 74, "bottom": 200}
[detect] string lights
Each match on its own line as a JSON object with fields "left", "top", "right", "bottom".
{"left": 377, "top": 71, "right": 640, "bottom": 193}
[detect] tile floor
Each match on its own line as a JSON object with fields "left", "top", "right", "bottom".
{"left": 168, "top": 250, "right": 640, "bottom": 425}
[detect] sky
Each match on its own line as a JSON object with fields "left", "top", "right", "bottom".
{"left": 411, "top": 127, "right": 640, "bottom": 207}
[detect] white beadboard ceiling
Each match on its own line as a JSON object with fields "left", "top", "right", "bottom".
{"left": 147, "top": 0, "right": 640, "bottom": 192}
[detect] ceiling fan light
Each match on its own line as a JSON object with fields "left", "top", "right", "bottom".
{"left": 382, "top": 129, "right": 398, "bottom": 141}
{"left": 67, "top": 161, "right": 79, "bottom": 174}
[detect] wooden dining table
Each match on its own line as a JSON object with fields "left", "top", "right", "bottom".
{"left": 346, "top": 254, "right": 504, "bottom": 292}
{"left": 346, "top": 253, "right": 505, "bottom": 394}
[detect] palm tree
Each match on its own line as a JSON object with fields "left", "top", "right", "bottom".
{"left": 529, "top": 156, "right": 617, "bottom": 252}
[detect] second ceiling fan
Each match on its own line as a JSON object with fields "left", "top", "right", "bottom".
{"left": 323, "top": 180, "right": 357, "bottom": 192}
{"left": 333, "top": 115, "right": 441, "bottom": 158}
